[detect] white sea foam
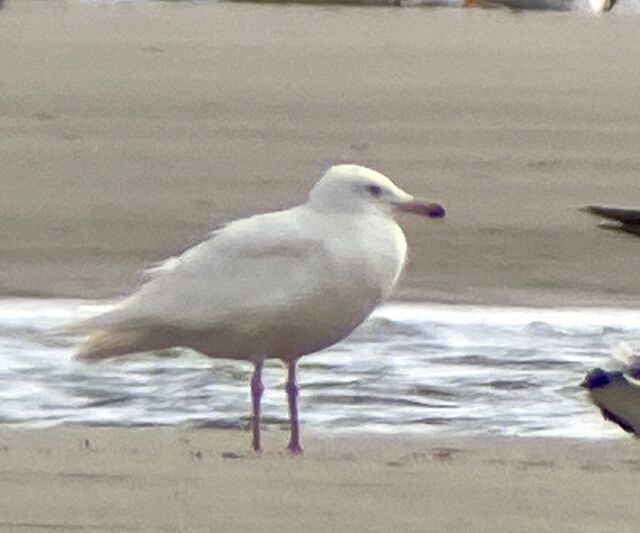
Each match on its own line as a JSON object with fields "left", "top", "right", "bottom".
{"left": 0, "top": 298, "right": 632, "bottom": 438}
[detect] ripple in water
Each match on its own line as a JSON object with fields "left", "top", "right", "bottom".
{"left": 0, "top": 298, "right": 635, "bottom": 439}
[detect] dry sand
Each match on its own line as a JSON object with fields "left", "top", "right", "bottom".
{"left": 2, "top": 1, "right": 640, "bottom": 305}
{"left": 1, "top": 3, "right": 640, "bottom": 532}
{"left": 0, "top": 427, "right": 638, "bottom": 533}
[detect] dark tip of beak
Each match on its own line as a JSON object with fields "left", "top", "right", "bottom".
{"left": 427, "top": 204, "right": 446, "bottom": 219}
{"left": 394, "top": 199, "right": 446, "bottom": 218}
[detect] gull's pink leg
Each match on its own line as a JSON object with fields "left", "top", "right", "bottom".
{"left": 251, "top": 361, "right": 264, "bottom": 452}
{"left": 286, "top": 361, "right": 303, "bottom": 454}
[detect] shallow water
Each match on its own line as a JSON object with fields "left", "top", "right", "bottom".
{"left": 0, "top": 298, "right": 633, "bottom": 438}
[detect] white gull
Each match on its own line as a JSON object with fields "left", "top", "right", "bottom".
{"left": 73, "top": 164, "right": 445, "bottom": 453}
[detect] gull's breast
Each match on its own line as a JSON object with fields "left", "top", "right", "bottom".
{"left": 344, "top": 214, "right": 409, "bottom": 299}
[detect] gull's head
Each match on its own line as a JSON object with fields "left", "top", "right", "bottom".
{"left": 308, "top": 164, "right": 445, "bottom": 219}
{"left": 580, "top": 368, "right": 616, "bottom": 390}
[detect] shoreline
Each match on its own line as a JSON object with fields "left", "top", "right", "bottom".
{"left": 6, "top": 289, "right": 640, "bottom": 310}
{"left": 3, "top": 287, "right": 640, "bottom": 309}
{"left": 0, "top": 419, "right": 625, "bottom": 441}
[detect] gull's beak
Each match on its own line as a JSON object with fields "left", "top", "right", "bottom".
{"left": 392, "top": 197, "right": 446, "bottom": 219}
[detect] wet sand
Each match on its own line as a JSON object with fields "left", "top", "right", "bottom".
{"left": 0, "top": 427, "right": 638, "bottom": 533}
{"left": 2, "top": 2, "right": 640, "bottom": 305}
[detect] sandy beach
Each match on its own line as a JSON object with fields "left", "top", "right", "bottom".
{"left": 2, "top": 2, "right": 640, "bottom": 531}
{"left": 2, "top": 1, "right": 640, "bottom": 305}
{"left": 0, "top": 427, "right": 638, "bottom": 533}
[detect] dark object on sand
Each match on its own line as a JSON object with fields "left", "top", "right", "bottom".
{"left": 581, "top": 206, "right": 640, "bottom": 238}
{"left": 581, "top": 367, "right": 640, "bottom": 437}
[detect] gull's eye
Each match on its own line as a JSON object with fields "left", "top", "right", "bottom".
{"left": 366, "top": 184, "right": 383, "bottom": 197}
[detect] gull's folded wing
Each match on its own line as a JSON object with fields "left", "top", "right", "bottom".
{"left": 78, "top": 208, "right": 336, "bottom": 331}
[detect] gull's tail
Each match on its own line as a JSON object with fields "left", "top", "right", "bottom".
{"left": 76, "top": 329, "right": 137, "bottom": 361}
{"left": 38, "top": 302, "right": 158, "bottom": 361}
{"left": 75, "top": 326, "right": 165, "bottom": 361}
